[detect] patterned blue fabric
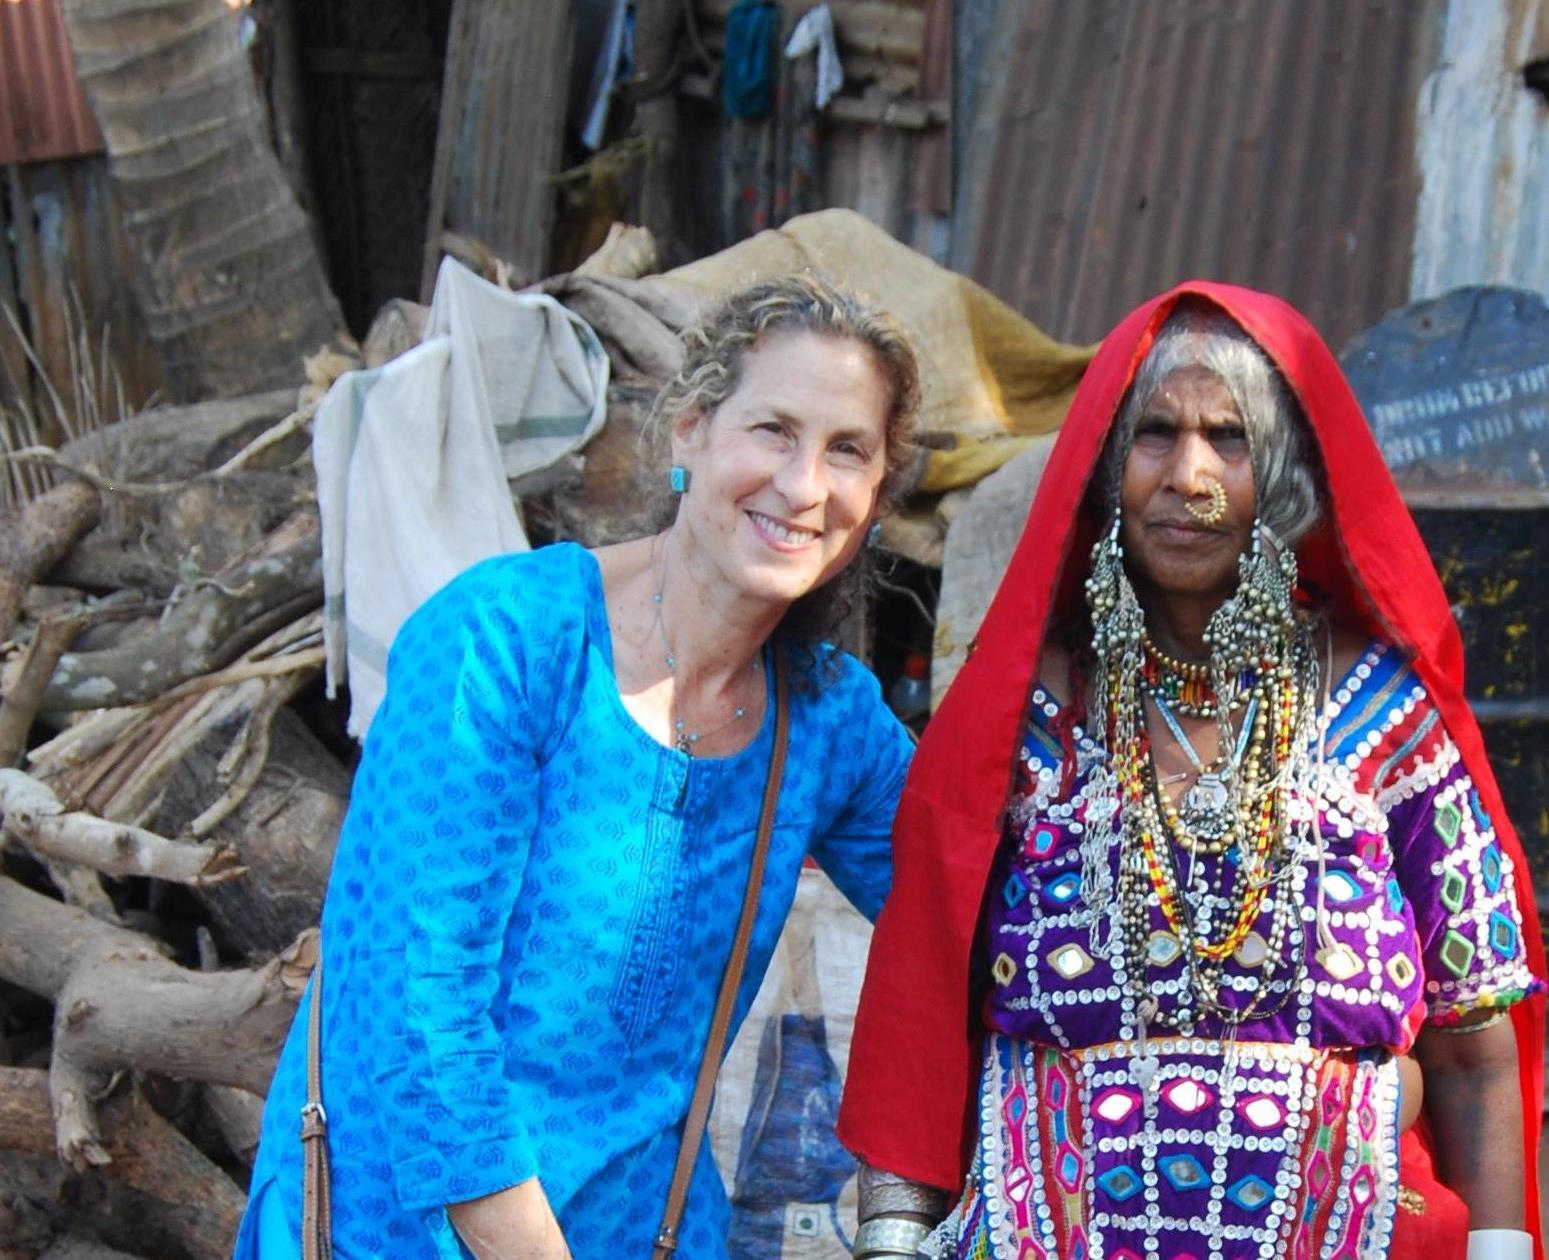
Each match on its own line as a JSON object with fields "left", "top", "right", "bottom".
{"left": 235, "top": 543, "right": 910, "bottom": 1259}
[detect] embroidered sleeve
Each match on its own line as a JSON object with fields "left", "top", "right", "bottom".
{"left": 1384, "top": 714, "right": 1541, "bottom": 1025}
{"left": 1006, "top": 690, "right": 1072, "bottom": 839}
{"left": 808, "top": 664, "right": 914, "bottom": 921}
{"left": 350, "top": 561, "right": 548, "bottom": 1208}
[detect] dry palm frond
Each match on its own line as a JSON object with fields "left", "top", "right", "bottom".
{"left": 0, "top": 289, "right": 138, "bottom": 513}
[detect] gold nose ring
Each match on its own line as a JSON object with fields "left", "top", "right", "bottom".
{"left": 1183, "top": 480, "right": 1228, "bottom": 525}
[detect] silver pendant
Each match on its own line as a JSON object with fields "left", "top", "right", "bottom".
{"left": 1179, "top": 770, "right": 1235, "bottom": 844}
{"left": 1183, "top": 771, "right": 1229, "bottom": 814}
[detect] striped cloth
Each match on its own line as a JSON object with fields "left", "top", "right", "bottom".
{"left": 312, "top": 257, "right": 608, "bottom": 738}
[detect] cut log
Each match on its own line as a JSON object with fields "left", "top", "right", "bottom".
{"left": 203, "top": 1085, "right": 263, "bottom": 1166}
{"left": 0, "top": 877, "right": 312, "bottom": 1095}
{"left": 362, "top": 298, "right": 428, "bottom": 368}
{"left": 44, "top": 540, "right": 178, "bottom": 598}
{"left": 170, "top": 703, "right": 347, "bottom": 955}
{"left": 0, "top": 1068, "right": 243, "bottom": 1260}
{"left": 41, "top": 514, "right": 322, "bottom": 711}
{"left": 553, "top": 383, "right": 668, "bottom": 547}
{"left": 0, "top": 483, "right": 101, "bottom": 645}
{"left": 58, "top": 390, "right": 296, "bottom": 485}
{"left": 574, "top": 222, "right": 661, "bottom": 281}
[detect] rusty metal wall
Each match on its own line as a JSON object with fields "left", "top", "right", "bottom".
{"left": 0, "top": 0, "right": 104, "bottom": 165}
{"left": 954, "top": 0, "right": 1445, "bottom": 350}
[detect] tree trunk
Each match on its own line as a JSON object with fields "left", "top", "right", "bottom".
{"left": 57, "top": 0, "right": 347, "bottom": 401}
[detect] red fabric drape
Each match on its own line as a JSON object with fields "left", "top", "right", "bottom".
{"left": 836, "top": 281, "right": 1544, "bottom": 1255}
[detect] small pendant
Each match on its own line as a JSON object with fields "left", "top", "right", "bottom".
{"left": 1179, "top": 771, "right": 1233, "bottom": 845}
{"left": 1131, "top": 1050, "right": 1159, "bottom": 1091}
{"left": 1183, "top": 771, "right": 1230, "bottom": 814}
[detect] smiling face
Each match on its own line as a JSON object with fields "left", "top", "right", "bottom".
{"left": 1120, "top": 365, "right": 1256, "bottom": 605}
{"left": 669, "top": 330, "right": 891, "bottom": 610}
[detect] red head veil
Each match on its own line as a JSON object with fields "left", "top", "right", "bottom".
{"left": 837, "top": 281, "right": 1544, "bottom": 1250}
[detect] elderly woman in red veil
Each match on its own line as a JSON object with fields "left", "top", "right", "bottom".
{"left": 838, "top": 284, "right": 1545, "bottom": 1260}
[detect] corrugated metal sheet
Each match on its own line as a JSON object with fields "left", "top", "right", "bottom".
{"left": 954, "top": 0, "right": 1445, "bottom": 350}
{"left": 1411, "top": 0, "right": 1549, "bottom": 301}
{"left": 0, "top": 0, "right": 105, "bottom": 165}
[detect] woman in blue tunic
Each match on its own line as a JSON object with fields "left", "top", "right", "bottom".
{"left": 235, "top": 276, "right": 921, "bottom": 1259}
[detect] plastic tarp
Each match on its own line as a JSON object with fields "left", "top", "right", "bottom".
{"left": 710, "top": 867, "right": 875, "bottom": 1258}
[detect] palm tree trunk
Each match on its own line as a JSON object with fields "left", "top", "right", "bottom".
{"left": 58, "top": 0, "right": 346, "bottom": 401}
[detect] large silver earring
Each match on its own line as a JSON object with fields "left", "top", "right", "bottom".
{"left": 1080, "top": 509, "right": 1144, "bottom": 947}
{"left": 1085, "top": 511, "right": 1144, "bottom": 662}
{"left": 1201, "top": 518, "right": 1297, "bottom": 673}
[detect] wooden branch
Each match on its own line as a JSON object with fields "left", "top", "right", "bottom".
{"left": 48, "top": 1038, "right": 112, "bottom": 1171}
{"left": 0, "top": 770, "right": 243, "bottom": 886}
{"left": 204, "top": 1085, "right": 264, "bottom": 1164}
{"left": 40, "top": 862, "right": 118, "bottom": 923}
{"left": 106, "top": 684, "right": 263, "bottom": 830}
{"left": 0, "top": 1068, "right": 243, "bottom": 1260}
{"left": 0, "top": 873, "right": 161, "bottom": 1002}
{"left": 147, "top": 642, "right": 325, "bottom": 711}
{"left": 48, "top": 926, "right": 316, "bottom": 1097}
{"left": 0, "top": 450, "right": 187, "bottom": 499}
{"left": 0, "top": 874, "right": 313, "bottom": 1182}
{"left": 187, "top": 673, "right": 308, "bottom": 839}
{"left": 210, "top": 405, "right": 313, "bottom": 478}
{"left": 0, "top": 614, "right": 85, "bottom": 768}
{"left": 41, "top": 516, "right": 322, "bottom": 710}
{"left": 0, "top": 482, "right": 101, "bottom": 644}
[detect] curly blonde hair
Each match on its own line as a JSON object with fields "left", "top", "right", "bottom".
{"left": 646, "top": 273, "right": 920, "bottom": 505}
{"left": 646, "top": 274, "right": 921, "bottom": 663}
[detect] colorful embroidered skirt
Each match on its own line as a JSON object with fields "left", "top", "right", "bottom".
{"left": 925, "top": 1033, "right": 1401, "bottom": 1260}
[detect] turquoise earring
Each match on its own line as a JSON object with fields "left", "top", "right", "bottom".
{"left": 669, "top": 466, "right": 690, "bottom": 494}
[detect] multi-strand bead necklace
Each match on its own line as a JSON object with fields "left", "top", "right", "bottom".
{"left": 1109, "top": 617, "right": 1319, "bottom": 1030}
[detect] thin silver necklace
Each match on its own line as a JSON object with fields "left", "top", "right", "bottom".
{"left": 653, "top": 544, "right": 756, "bottom": 756}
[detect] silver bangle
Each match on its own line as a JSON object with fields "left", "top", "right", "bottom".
{"left": 854, "top": 1215, "right": 933, "bottom": 1259}
{"left": 857, "top": 1164, "right": 950, "bottom": 1223}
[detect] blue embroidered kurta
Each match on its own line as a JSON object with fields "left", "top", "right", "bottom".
{"left": 236, "top": 543, "right": 912, "bottom": 1259}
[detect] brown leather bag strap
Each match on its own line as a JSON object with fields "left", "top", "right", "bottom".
{"left": 653, "top": 649, "right": 790, "bottom": 1258}
{"left": 301, "top": 953, "right": 333, "bottom": 1260}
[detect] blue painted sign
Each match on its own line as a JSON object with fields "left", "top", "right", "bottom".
{"left": 1340, "top": 287, "right": 1549, "bottom": 492}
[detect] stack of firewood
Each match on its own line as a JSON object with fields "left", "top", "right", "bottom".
{"left": 0, "top": 218, "right": 700, "bottom": 1256}
{"left": 0, "top": 377, "right": 349, "bottom": 1260}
